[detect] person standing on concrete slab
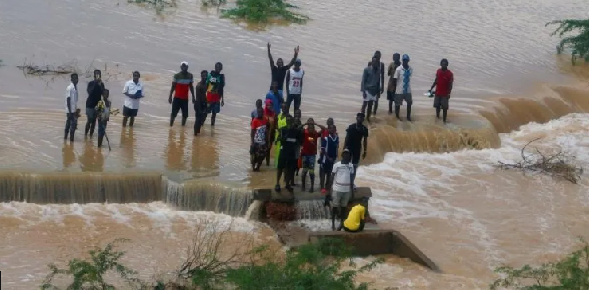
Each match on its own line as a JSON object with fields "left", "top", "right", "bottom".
{"left": 331, "top": 149, "right": 355, "bottom": 231}
{"left": 343, "top": 112, "right": 368, "bottom": 188}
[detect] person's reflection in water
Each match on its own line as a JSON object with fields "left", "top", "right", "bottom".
{"left": 62, "top": 143, "right": 76, "bottom": 169}
{"left": 79, "top": 140, "right": 104, "bottom": 172}
{"left": 190, "top": 129, "right": 219, "bottom": 177}
{"left": 120, "top": 127, "right": 136, "bottom": 168}
{"left": 165, "top": 128, "right": 187, "bottom": 171}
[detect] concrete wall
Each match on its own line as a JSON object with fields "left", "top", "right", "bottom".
{"left": 308, "top": 230, "right": 439, "bottom": 272}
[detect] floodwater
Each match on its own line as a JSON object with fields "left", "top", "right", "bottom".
{"left": 0, "top": 0, "right": 589, "bottom": 290}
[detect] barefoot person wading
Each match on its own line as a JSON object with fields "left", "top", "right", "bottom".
{"left": 429, "top": 58, "right": 454, "bottom": 124}
{"left": 361, "top": 57, "right": 381, "bottom": 121}
{"left": 168, "top": 62, "right": 195, "bottom": 127}
{"left": 122, "top": 71, "right": 144, "bottom": 127}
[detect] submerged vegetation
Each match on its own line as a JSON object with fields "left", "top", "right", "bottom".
{"left": 128, "top": 0, "right": 177, "bottom": 14}
{"left": 222, "top": 0, "right": 309, "bottom": 24}
{"left": 546, "top": 19, "right": 589, "bottom": 64}
{"left": 495, "top": 138, "right": 583, "bottom": 184}
{"left": 491, "top": 241, "right": 588, "bottom": 290}
{"left": 40, "top": 225, "right": 381, "bottom": 290}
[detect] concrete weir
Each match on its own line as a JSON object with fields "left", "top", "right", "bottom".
{"left": 250, "top": 187, "right": 440, "bottom": 272}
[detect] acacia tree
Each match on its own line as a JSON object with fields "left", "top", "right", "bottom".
{"left": 546, "top": 19, "right": 589, "bottom": 64}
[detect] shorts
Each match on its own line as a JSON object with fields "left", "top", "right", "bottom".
{"left": 363, "top": 91, "right": 377, "bottom": 102}
{"left": 386, "top": 90, "right": 394, "bottom": 101}
{"left": 321, "top": 160, "right": 334, "bottom": 173}
{"left": 302, "top": 155, "right": 316, "bottom": 170}
{"left": 171, "top": 97, "right": 189, "bottom": 118}
{"left": 123, "top": 106, "right": 138, "bottom": 117}
{"left": 208, "top": 102, "right": 221, "bottom": 114}
{"left": 434, "top": 95, "right": 449, "bottom": 110}
{"left": 394, "top": 93, "right": 413, "bottom": 106}
{"left": 332, "top": 190, "right": 351, "bottom": 207}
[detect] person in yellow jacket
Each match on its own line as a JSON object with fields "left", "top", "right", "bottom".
{"left": 343, "top": 198, "right": 368, "bottom": 232}
{"left": 273, "top": 104, "right": 290, "bottom": 168}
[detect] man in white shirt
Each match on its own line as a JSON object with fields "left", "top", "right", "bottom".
{"left": 393, "top": 54, "right": 413, "bottom": 121}
{"left": 285, "top": 59, "right": 304, "bottom": 113}
{"left": 330, "top": 148, "right": 355, "bottom": 231}
{"left": 64, "top": 73, "right": 79, "bottom": 142}
{"left": 122, "top": 71, "right": 144, "bottom": 127}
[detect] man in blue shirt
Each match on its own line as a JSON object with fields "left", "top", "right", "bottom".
{"left": 265, "top": 81, "right": 284, "bottom": 115}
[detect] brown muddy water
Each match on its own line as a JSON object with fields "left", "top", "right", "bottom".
{"left": 0, "top": 0, "right": 589, "bottom": 290}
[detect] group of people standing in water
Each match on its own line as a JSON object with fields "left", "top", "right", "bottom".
{"left": 61, "top": 44, "right": 453, "bottom": 232}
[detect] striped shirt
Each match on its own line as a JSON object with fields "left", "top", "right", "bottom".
{"left": 173, "top": 71, "right": 194, "bottom": 100}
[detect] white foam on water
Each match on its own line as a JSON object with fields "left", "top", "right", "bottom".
{"left": 356, "top": 113, "right": 589, "bottom": 276}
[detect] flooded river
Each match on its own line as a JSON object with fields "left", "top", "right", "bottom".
{"left": 0, "top": 0, "right": 589, "bottom": 289}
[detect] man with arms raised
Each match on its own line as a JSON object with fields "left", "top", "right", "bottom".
{"left": 267, "top": 43, "right": 299, "bottom": 91}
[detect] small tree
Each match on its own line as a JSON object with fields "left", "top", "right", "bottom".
{"left": 546, "top": 19, "right": 589, "bottom": 64}
{"left": 490, "top": 241, "right": 588, "bottom": 290}
{"left": 41, "top": 239, "right": 140, "bottom": 290}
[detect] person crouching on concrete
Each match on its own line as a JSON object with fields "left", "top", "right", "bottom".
{"left": 331, "top": 148, "right": 355, "bottom": 231}
{"left": 342, "top": 197, "right": 368, "bottom": 233}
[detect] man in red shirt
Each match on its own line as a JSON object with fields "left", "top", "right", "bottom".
{"left": 301, "top": 118, "right": 327, "bottom": 192}
{"left": 429, "top": 58, "right": 454, "bottom": 124}
{"left": 168, "top": 62, "right": 196, "bottom": 127}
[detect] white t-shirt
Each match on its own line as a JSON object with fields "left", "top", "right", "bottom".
{"left": 65, "top": 82, "right": 78, "bottom": 113}
{"left": 332, "top": 161, "right": 355, "bottom": 192}
{"left": 287, "top": 68, "right": 304, "bottom": 95}
{"left": 122, "top": 80, "right": 144, "bottom": 109}
{"left": 394, "top": 65, "right": 413, "bottom": 94}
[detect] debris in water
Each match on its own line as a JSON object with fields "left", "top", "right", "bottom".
{"left": 495, "top": 138, "right": 584, "bottom": 184}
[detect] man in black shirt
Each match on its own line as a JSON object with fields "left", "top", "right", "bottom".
{"left": 344, "top": 112, "right": 369, "bottom": 186}
{"left": 275, "top": 115, "right": 303, "bottom": 193}
{"left": 267, "top": 43, "right": 299, "bottom": 91}
{"left": 85, "top": 69, "right": 105, "bottom": 138}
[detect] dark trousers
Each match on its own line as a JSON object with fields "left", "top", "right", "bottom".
{"left": 171, "top": 98, "right": 189, "bottom": 119}
{"left": 64, "top": 113, "right": 77, "bottom": 141}
{"left": 194, "top": 112, "right": 207, "bottom": 134}
{"left": 286, "top": 94, "right": 301, "bottom": 113}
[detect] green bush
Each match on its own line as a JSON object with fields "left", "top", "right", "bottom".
{"left": 221, "top": 0, "right": 309, "bottom": 24}
{"left": 41, "top": 237, "right": 382, "bottom": 290}
{"left": 224, "top": 238, "right": 383, "bottom": 290}
{"left": 490, "top": 242, "right": 588, "bottom": 290}
{"left": 546, "top": 19, "right": 589, "bottom": 63}
{"left": 41, "top": 239, "right": 141, "bottom": 290}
